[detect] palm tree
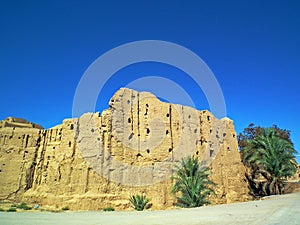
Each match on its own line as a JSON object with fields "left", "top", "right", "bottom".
{"left": 171, "top": 156, "right": 215, "bottom": 208}
{"left": 242, "top": 128, "right": 297, "bottom": 195}
{"left": 129, "top": 193, "right": 150, "bottom": 211}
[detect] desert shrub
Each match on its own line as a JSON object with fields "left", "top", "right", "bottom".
{"left": 61, "top": 206, "right": 70, "bottom": 211}
{"left": 6, "top": 207, "right": 17, "bottom": 212}
{"left": 129, "top": 194, "right": 150, "bottom": 211}
{"left": 17, "top": 202, "right": 32, "bottom": 210}
{"left": 103, "top": 207, "right": 115, "bottom": 211}
{"left": 0, "top": 208, "right": 5, "bottom": 212}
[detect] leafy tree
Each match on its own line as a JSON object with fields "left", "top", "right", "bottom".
{"left": 129, "top": 193, "right": 150, "bottom": 211}
{"left": 171, "top": 156, "right": 215, "bottom": 208}
{"left": 241, "top": 128, "right": 297, "bottom": 196}
{"left": 238, "top": 123, "right": 291, "bottom": 151}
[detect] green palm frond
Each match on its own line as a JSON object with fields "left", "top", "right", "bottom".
{"left": 129, "top": 194, "right": 150, "bottom": 211}
{"left": 171, "top": 156, "right": 215, "bottom": 208}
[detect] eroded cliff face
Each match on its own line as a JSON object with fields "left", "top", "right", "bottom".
{"left": 0, "top": 88, "right": 250, "bottom": 210}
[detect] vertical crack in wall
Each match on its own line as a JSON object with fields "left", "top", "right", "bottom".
{"left": 219, "top": 141, "right": 226, "bottom": 200}
{"left": 107, "top": 107, "right": 113, "bottom": 184}
{"left": 68, "top": 120, "right": 80, "bottom": 186}
{"left": 24, "top": 135, "right": 29, "bottom": 148}
{"left": 85, "top": 167, "right": 90, "bottom": 193}
{"left": 58, "top": 163, "right": 61, "bottom": 181}
{"left": 25, "top": 135, "right": 40, "bottom": 190}
{"left": 130, "top": 90, "right": 134, "bottom": 132}
{"left": 36, "top": 130, "right": 48, "bottom": 185}
{"left": 137, "top": 92, "right": 141, "bottom": 153}
{"left": 169, "top": 105, "right": 174, "bottom": 161}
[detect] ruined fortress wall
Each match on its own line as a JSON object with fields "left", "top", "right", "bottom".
{"left": 0, "top": 88, "right": 250, "bottom": 210}
{"left": 0, "top": 126, "right": 41, "bottom": 200}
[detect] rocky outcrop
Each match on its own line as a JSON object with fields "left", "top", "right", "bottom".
{"left": 0, "top": 117, "right": 43, "bottom": 129}
{"left": 0, "top": 88, "right": 250, "bottom": 210}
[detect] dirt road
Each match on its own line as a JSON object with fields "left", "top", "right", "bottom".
{"left": 1, "top": 192, "right": 299, "bottom": 225}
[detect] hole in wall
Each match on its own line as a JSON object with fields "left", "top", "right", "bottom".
{"left": 146, "top": 128, "right": 150, "bottom": 134}
{"left": 70, "top": 124, "right": 74, "bottom": 130}
{"left": 128, "top": 118, "right": 131, "bottom": 123}
{"left": 166, "top": 113, "right": 170, "bottom": 117}
{"left": 169, "top": 148, "right": 173, "bottom": 153}
{"left": 146, "top": 149, "right": 150, "bottom": 154}
{"left": 128, "top": 133, "right": 134, "bottom": 140}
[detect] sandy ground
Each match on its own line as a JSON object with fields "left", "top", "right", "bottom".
{"left": 1, "top": 192, "right": 299, "bottom": 225}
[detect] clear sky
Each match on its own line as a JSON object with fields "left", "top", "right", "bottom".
{"left": 1, "top": 1, "right": 299, "bottom": 162}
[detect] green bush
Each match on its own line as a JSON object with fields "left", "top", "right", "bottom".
{"left": 0, "top": 208, "right": 5, "bottom": 212}
{"left": 6, "top": 207, "right": 17, "bottom": 212}
{"left": 61, "top": 206, "right": 70, "bottom": 211}
{"left": 17, "top": 202, "right": 32, "bottom": 210}
{"left": 103, "top": 207, "right": 115, "bottom": 211}
{"left": 129, "top": 194, "right": 150, "bottom": 211}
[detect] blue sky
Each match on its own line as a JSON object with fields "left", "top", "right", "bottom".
{"left": 1, "top": 1, "right": 299, "bottom": 162}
